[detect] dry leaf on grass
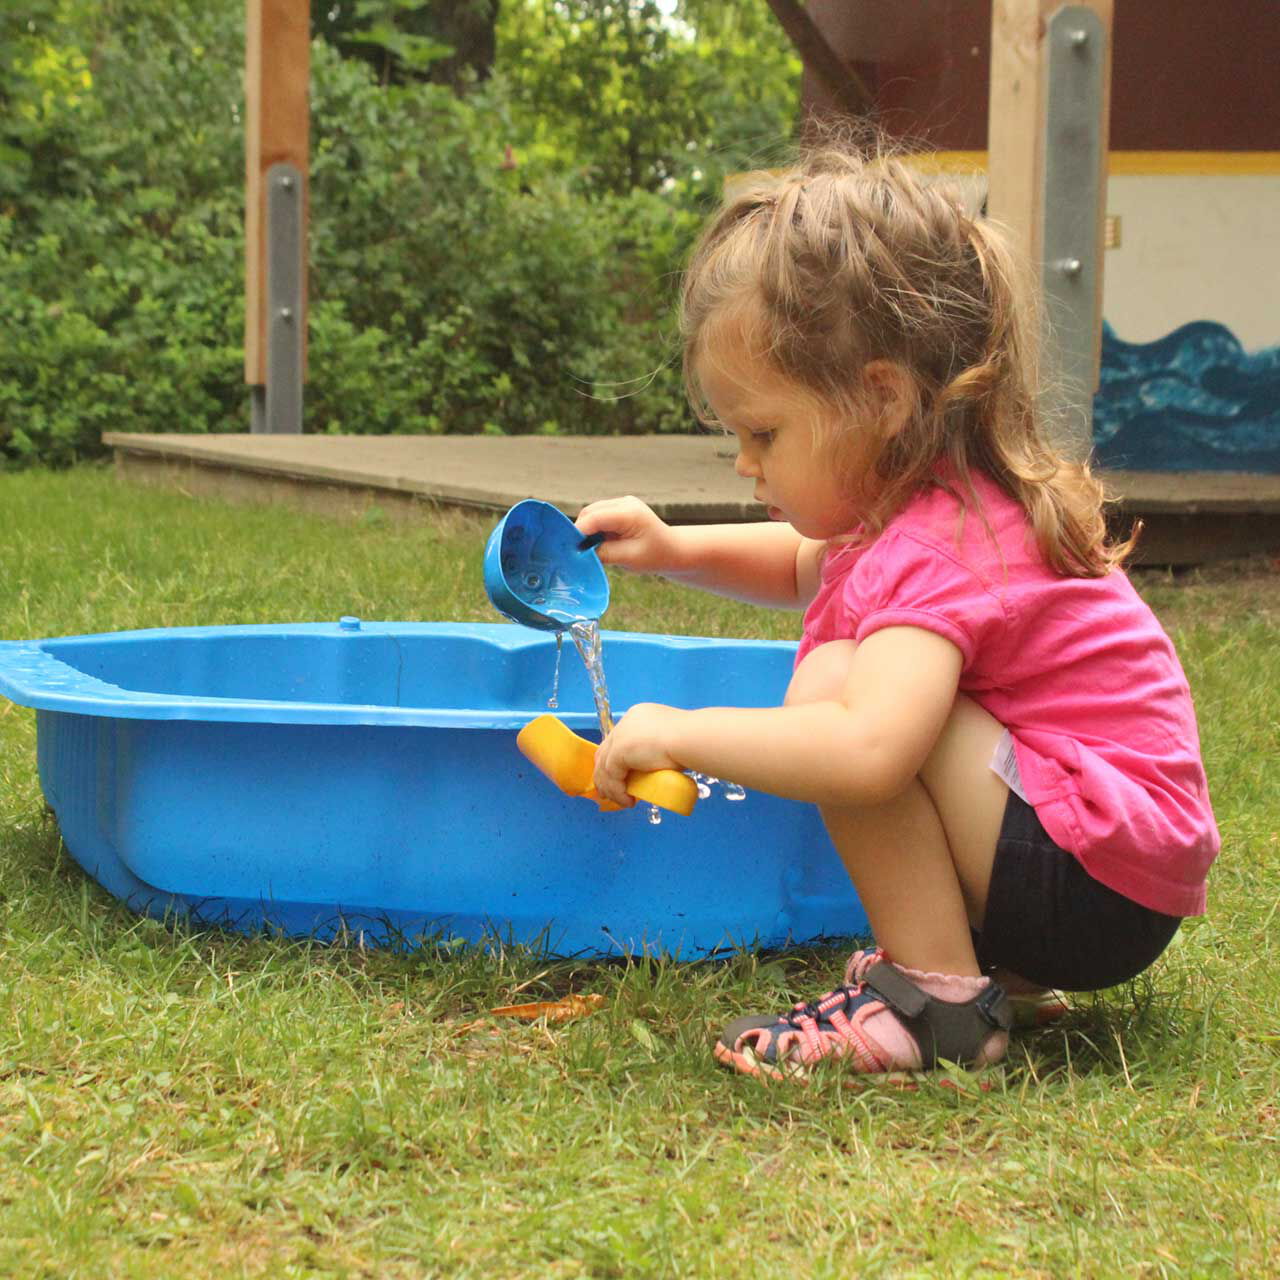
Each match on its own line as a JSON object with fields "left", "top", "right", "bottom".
{"left": 489, "top": 994, "right": 606, "bottom": 1023}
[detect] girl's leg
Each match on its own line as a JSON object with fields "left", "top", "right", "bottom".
{"left": 819, "top": 780, "right": 985, "bottom": 975}
{"left": 784, "top": 640, "right": 1010, "bottom": 975}
{"left": 715, "top": 642, "right": 1028, "bottom": 1078}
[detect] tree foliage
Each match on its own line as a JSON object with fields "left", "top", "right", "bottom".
{"left": 1, "top": 0, "right": 799, "bottom": 466}
{"left": 498, "top": 1, "right": 799, "bottom": 196}
{"left": 312, "top": 1, "right": 499, "bottom": 91}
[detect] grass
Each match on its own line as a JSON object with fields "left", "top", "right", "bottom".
{"left": 1, "top": 465, "right": 1278, "bottom": 1277}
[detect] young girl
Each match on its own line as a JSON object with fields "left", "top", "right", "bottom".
{"left": 574, "top": 144, "right": 1219, "bottom": 1081}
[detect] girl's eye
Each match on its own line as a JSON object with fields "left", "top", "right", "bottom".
{"left": 752, "top": 430, "right": 775, "bottom": 446}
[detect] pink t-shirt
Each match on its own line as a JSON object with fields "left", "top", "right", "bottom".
{"left": 798, "top": 470, "right": 1218, "bottom": 917}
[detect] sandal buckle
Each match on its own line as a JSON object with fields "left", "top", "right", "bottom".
{"left": 975, "top": 983, "right": 1014, "bottom": 1032}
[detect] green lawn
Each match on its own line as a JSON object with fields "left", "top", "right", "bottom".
{"left": 1, "top": 466, "right": 1277, "bottom": 1277}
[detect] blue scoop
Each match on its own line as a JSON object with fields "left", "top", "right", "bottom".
{"left": 483, "top": 500, "right": 610, "bottom": 631}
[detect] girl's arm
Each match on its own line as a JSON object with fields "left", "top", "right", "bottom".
{"left": 592, "top": 627, "right": 964, "bottom": 808}
{"left": 575, "top": 496, "right": 825, "bottom": 611}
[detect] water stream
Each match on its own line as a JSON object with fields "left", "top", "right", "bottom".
{"left": 546, "top": 618, "right": 746, "bottom": 823}
{"left": 568, "top": 619, "right": 614, "bottom": 735}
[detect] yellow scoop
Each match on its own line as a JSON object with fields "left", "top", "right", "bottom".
{"left": 516, "top": 715, "right": 698, "bottom": 816}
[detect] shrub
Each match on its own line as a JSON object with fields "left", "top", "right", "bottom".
{"left": 0, "top": 0, "right": 764, "bottom": 466}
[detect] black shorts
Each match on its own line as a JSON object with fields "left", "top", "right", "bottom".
{"left": 973, "top": 792, "right": 1182, "bottom": 992}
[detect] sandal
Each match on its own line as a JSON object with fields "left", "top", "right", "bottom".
{"left": 714, "top": 949, "right": 1013, "bottom": 1082}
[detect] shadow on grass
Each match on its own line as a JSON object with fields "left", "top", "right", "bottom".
{"left": 1007, "top": 963, "right": 1212, "bottom": 1087}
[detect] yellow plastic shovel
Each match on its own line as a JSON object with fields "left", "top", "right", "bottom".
{"left": 516, "top": 714, "right": 698, "bottom": 816}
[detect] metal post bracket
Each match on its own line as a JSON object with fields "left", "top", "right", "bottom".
{"left": 1041, "top": 5, "right": 1107, "bottom": 458}
{"left": 259, "top": 161, "right": 305, "bottom": 434}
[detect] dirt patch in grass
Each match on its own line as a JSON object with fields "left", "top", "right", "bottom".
{"left": 1133, "top": 554, "right": 1280, "bottom": 628}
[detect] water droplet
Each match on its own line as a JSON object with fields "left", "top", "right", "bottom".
{"left": 723, "top": 782, "right": 747, "bottom": 802}
{"left": 696, "top": 780, "right": 712, "bottom": 800}
{"left": 647, "top": 806, "right": 662, "bottom": 825}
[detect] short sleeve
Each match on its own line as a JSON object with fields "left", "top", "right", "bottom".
{"left": 841, "top": 528, "right": 1006, "bottom": 667}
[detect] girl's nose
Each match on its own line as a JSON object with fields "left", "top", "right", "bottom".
{"left": 734, "top": 449, "right": 760, "bottom": 480}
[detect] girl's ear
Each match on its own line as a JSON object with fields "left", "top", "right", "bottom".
{"left": 860, "top": 360, "right": 917, "bottom": 440}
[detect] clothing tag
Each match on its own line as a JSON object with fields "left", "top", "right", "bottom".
{"left": 990, "top": 729, "right": 1028, "bottom": 802}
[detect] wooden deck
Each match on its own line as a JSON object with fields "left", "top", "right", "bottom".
{"left": 103, "top": 432, "right": 1280, "bottom": 565}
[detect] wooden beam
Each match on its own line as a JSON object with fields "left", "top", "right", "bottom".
{"left": 765, "top": 0, "right": 874, "bottom": 119}
{"left": 987, "top": 0, "right": 1048, "bottom": 268}
{"left": 245, "top": 0, "right": 310, "bottom": 386}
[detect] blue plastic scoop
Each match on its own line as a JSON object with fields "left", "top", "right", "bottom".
{"left": 483, "top": 500, "right": 610, "bottom": 632}
{"left": 485, "top": 501, "right": 697, "bottom": 816}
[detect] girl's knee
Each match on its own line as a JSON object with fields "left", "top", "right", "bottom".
{"left": 785, "top": 639, "right": 859, "bottom": 706}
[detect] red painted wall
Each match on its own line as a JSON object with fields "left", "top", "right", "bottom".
{"left": 802, "top": 0, "right": 1280, "bottom": 151}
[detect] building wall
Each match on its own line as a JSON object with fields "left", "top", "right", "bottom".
{"left": 1104, "top": 169, "right": 1278, "bottom": 350}
{"left": 802, "top": 0, "right": 1280, "bottom": 153}
{"left": 800, "top": 0, "right": 1280, "bottom": 471}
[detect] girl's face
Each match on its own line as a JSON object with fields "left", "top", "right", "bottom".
{"left": 693, "top": 337, "right": 866, "bottom": 541}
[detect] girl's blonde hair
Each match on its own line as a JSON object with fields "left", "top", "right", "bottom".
{"left": 680, "top": 138, "right": 1134, "bottom": 576}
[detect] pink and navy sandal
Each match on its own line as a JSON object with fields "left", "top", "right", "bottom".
{"left": 714, "top": 950, "right": 1013, "bottom": 1082}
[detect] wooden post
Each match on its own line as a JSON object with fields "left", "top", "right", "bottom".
{"left": 766, "top": 0, "right": 874, "bottom": 119}
{"left": 245, "top": 0, "right": 310, "bottom": 420}
{"left": 989, "top": 0, "right": 1048, "bottom": 269}
{"left": 988, "top": 0, "right": 1112, "bottom": 454}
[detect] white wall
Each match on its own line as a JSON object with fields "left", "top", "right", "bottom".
{"left": 1102, "top": 174, "right": 1280, "bottom": 350}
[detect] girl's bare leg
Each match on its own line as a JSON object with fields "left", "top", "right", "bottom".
{"left": 785, "top": 641, "right": 1010, "bottom": 976}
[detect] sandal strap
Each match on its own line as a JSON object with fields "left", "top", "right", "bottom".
{"left": 861, "top": 962, "right": 1013, "bottom": 1069}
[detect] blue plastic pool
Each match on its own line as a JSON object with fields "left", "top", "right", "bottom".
{"left": 0, "top": 621, "right": 866, "bottom": 955}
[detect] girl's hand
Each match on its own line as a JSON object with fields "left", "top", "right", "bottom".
{"left": 593, "top": 702, "right": 686, "bottom": 808}
{"left": 574, "top": 497, "right": 683, "bottom": 575}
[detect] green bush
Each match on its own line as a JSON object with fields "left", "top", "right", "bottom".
{"left": 2, "top": 2, "right": 259, "bottom": 465}
{"left": 306, "top": 44, "right": 698, "bottom": 438}
{"left": 0, "top": 0, "right": 793, "bottom": 466}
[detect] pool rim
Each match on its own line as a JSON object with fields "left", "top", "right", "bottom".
{"left": 0, "top": 620, "right": 800, "bottom": 730}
